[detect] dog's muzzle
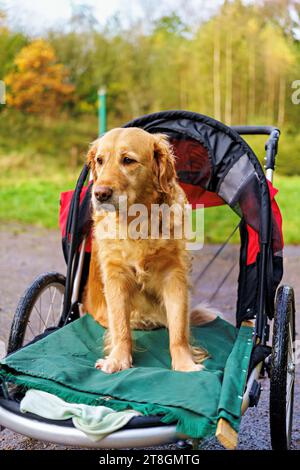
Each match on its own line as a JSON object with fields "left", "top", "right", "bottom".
{"left": 93, "top": 186, "right": 113, "bottom": 203}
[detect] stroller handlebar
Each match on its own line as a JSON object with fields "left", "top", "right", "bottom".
{"left": 231, "top": 125, "right": 280, "bottom": 174}
{"left": 231, "top": 125, "right": 280, "bottom": 136}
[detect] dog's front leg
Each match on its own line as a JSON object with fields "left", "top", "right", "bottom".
{"left": 95, "top": 265, "right": 133, "bottom": 374}
{"left": 162, "top": 270, "right": 203, "bottom": 372}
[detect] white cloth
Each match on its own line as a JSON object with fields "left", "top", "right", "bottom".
{"left": 20, "top": 389, "right": 140, "bottom": 441}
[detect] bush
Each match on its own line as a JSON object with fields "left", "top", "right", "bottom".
{"left": 0, "top": 109, "right": 98, "bottom": 173}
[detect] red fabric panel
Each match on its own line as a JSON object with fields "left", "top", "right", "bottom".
{"left": 246, "top": 181, "right": 283, "bottom": 265}
{"left": 59, "top": 186, "right": 92, "bottom": 253}
{"left": 269, "top": 182, "right": 284, "bottom": 249}
{"left": 59, "top": 180, "right": 283, "bottom": 264}
{"left": 173, "top": 139, "right": 212, "bottom": 182}
{"left": 179, "top": 182, "right": 225, "bottom": 208}
{"left": 246, "top": 224, "right": 259, "bottom": 266}
{"left": 59, "top": 190, "right": 73, "bottom": 237}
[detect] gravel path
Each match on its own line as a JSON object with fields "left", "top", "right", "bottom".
{"left": 0, "top": 224, "right": 299, "bottom": 450}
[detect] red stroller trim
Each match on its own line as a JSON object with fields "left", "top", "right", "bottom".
{"left": 59, "top": 186, "right": 92, "bottom": 253}
{"left": 246, "top": 181, "right": 283, "bottom": 265}
{"left": 59, "top": 181, "right": 283, "bottom": 264}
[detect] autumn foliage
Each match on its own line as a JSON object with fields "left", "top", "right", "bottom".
{"left": 5, "top": 39, "right": 74, "bottom": 115}
{"left": 1, "top": 2, "right": 300, "bottom": 176}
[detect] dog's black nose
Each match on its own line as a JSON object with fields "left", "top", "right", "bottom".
{"left": 94, "top": 186, "right": 113, "bottom": 202}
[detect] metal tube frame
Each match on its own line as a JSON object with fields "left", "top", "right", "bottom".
{"left": 234, "top": 125, "right": 280, "bottom": 339}
{"left": 233, "top": 126, "right": 280, "bottom": 415}
{"left": 0, "top": 405, "right": 180, "bottom": 448}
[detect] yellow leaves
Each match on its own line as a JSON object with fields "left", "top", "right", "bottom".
{"left": 247, "top": 17, "right": 259, "bottom": 36}
{"left": 260, "top": 23, "right": 295, "bottom": 70}
{"left": 14, "top": 39, "right": 56, "bottom": 71}
{"left": 4, "top": 39, "right": 74, "bottom": 115}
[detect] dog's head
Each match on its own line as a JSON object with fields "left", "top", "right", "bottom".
{"left": 87, "top": 127, "right": 177, "bottom": 212}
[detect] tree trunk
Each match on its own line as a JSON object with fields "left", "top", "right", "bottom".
{"left": 248, "top": 42, "right": 255, "bottom": 122}
{"left": 266, "top": 63, "right": 276, "bottom": 123}
{"left": 225, "top": 30, "right": 232, "bottom": 126}
{"left": 213, "top": 22, "right": 222, "bottom": 121}
{"left": 277, "top": 75, "right": 286, "bottom": 128}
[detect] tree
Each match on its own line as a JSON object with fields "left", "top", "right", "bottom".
{"left": 0, "top": 11, "right": 28, "bottom": 80}
{"left": 5, "top": 39, "right": 74, "bottom": 115}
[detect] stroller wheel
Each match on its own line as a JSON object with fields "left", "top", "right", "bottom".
{"left": 270, "top": 285, "right": 296, "bottom": 450}
{"left": 8, "top": 272, "right": 66, "bottom": 354}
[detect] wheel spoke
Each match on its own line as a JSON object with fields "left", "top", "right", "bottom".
{"left": 51, "top": 288, "right": 58, "bottom": 324}
{"left": 39, "top": 295, "right": 42, "bottom": 331}
{"left": 26, "top": 320, "right": 36, "bottom": 340}
{"left": 287, "top": 374, "right": 295, "bottom": 400}
{"left": 286, "top": 378, "right": 294, "bottom": 433}
{"left": 25, "top": 285, "right": 64, "bottom": 344}
{"left": 45, "top": 286, "right": 52, "bottom": 324}
{"left": 286, "top": 365, "right": 295, "bottom": 437}
{"left": 59, "top": 296, "right": 64, "bottom": 320}
{"left": 33, "top": 303, "right": 47, "bottom": 330}
{"left": 45, "top": 287, "right": 57, "bottom": 327}
{"left": 286, "top": 390, "right": 293, "bottom": 410}
{"left": 11, "top": 275, "right": 65, "bottom": 351}
{"left": 288, "top": 323, "right": 295, "bottom": 363}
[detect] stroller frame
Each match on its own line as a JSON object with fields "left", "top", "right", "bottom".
{"left": 0, "top": 113, "right": 295, "bottom": 450}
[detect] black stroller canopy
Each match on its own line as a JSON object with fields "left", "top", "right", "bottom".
{"left": 124, "top": 111, "right": 283, "bottom": 325}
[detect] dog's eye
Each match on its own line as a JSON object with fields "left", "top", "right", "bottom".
{"left": 96, "top": 157, "right": 103, "bottom": 165}
{"left": 122, "top": 156, "right": 136, "bottom": 165}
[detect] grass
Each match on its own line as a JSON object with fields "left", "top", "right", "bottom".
{"left": 0, "top": 110, "right": 98, "bottom": 165}
{"left": 0, "top": 177, "right": 76, "bottom": 228}
{"left": 0, "top": 110, "right": 94, "bottom": 228}
{"left": 273, "top": 175, "right": 300, "bottom": 245}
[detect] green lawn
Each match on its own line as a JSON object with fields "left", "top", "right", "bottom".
{"left": 0, "top": 176, "right": 76, "bottom": 228}
{"left": 0, "top": 171, "right": 299, "bottom": 244}
{"left": 273, "top": 175, "right": 300, "bottom": 244}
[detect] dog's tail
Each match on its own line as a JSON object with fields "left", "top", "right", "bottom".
{"left": 189, "top": 303, "right": 222, "bottom": 364}
{"left": 190, "top": 302, "right": 222, "bottom": 326}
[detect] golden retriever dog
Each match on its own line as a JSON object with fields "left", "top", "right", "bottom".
{"left": 83, "top": 127, "right": 216, "bottom": 373}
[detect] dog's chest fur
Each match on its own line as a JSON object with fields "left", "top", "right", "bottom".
{"left": 120, "top": 239, "right": 167, "bottom": 290}
{"left": 100, "top": 237, "right": 185, "bottom": 295}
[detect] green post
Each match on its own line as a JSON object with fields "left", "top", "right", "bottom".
{"left": 98, "top": 87, "right": 107, "bottom": 136}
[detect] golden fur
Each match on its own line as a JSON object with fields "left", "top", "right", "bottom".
{"left": 83, "top": 127, "right": 214, "bottom": 373}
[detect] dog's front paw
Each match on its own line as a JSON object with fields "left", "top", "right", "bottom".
{"left": 95, "top": 354, "right": 132, "bottom": 374}
{"left": 171, "top": 347, "right": 205, "bottom": 372}
{"left": 173, "top": 361, "right": 204, "bottom": 372}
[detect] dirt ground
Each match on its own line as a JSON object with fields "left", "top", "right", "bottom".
{"left": 0, "top": 223, "right": 299, "bottom": 450}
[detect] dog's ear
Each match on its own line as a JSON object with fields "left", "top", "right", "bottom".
{"left": 153, "top": 134, "right": 176, "bottom": 194}
{"left": 86, "top": 140, "right": 98, "bottom": 180}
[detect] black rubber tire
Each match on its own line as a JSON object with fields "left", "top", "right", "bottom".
{"left": 8, "top": 272, "right": 66, "bottom": 354}
{"left": 270, "top": 285, "right": 296, "bottom": 450}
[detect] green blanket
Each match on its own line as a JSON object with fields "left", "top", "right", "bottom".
{"left": 0, "top": 315, "right": 253, "bottom": 440}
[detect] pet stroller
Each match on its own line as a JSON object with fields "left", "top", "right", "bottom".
{"left": 0, "top": 111, "right": 296, "bottom": 450}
